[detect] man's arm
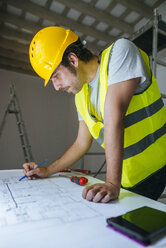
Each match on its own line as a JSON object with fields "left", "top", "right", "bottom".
{"left": 23, "top": 120, "right": 93, "bottom": 179}
{"left": 82, "top": 77, "right": 140, "bottom": 203}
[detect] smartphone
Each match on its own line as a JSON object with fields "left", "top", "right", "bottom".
{"left": 107, "top": 206, "right": 166, "bottom": 245}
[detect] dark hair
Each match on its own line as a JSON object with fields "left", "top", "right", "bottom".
{"left": 61, "top": 38, "right": 94, "bottom": 67}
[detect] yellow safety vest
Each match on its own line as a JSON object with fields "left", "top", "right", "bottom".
{"left": 75, "top": 42, "right": 166, "bottom": 188}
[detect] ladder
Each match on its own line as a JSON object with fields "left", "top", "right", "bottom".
{"left": 0, "top": 84, "right": 34, "bottom": 162}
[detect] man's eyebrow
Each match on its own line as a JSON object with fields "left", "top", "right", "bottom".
{"left": 50, "top": 69, "right": 57, "bottom": 79}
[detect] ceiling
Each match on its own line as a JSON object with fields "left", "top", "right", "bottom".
{"left": 0, "top": 0, "right": 165, "bottom": 76}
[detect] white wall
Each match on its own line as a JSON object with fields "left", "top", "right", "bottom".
{"left": 0, "top": 69, "right": 105, "bottom": 179}
{"left": 0, "top": 70, "right": 79, "bottom": 169}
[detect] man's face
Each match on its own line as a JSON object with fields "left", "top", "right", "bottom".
{"left": 50, "top": 64, "right": 83, "bottom": 94}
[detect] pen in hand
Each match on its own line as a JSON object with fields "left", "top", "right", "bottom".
{"left": 19, "top": 159, "right": 47, "bottom": 181}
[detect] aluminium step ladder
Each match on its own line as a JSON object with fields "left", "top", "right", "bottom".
{"left": 0, "top": 84, "right": 34, "bottom": 162}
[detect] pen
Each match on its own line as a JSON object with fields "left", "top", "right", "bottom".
{"left": 19, "top": 159, "right": 47, "bottom": 181}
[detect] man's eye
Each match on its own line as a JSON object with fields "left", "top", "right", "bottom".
{"left": 51, "top": 71, "right": 58, "bottom": 79}
{"left": 52, "top": 74, "right": 57, "bottom": 79}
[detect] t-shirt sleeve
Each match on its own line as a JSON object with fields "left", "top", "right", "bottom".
{"left": 108, "top": 38, "right": 148, "bottom": 86}
{"left": 77, "top": 110, "right": 84, "bottom": 121}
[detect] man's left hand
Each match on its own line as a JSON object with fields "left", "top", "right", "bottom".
{"left": 82, "top": 182, "right": 120, "bottom": 203}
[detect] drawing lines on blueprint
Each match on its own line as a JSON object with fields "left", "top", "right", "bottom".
{"left": 6, "top": 183, "right": 18, "bottom": 208}
{"left": 0, "top": 176, "right": 100, "bottom": 229}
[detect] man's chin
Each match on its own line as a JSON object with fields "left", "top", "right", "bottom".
{"left": 69, "top": 89, "right": 79, "bottom": 95}
{"left": 67, "top": 87, "right": 82, "bottom": 94}
{"left": 66, "top": 90, "right": 75, "bottom": 95}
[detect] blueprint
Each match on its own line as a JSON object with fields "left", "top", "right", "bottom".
{"left": 0, "top": 172, "right": 100, "bottom": 229}
{"left": 0, "top": 170, "right": 166, "bottom": 248}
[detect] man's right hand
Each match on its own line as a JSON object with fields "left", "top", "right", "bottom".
{"left": 23, "top": 162, "right": 50, "bottom": 180}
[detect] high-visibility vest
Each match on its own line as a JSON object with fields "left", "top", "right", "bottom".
{"left": 75, "top": 42, "right": 166, "bottom": 188}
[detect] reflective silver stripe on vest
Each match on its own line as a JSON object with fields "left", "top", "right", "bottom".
{"left": 124, "top": 97, "right": 164, "bottom": 128}
{"left": 96, "top": 127, "right": 104, "bottom": 145}
{"left": 123, "top": 123, "right": 166, "bottom": 160}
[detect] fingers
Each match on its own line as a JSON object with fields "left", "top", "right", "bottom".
{"left": 85, "top": 188, "right": 99, "bottom": 201}
{"left": 82, "top": 185, "right": 99, "bottom": 200}
{"left": 101, "top": 194, "right": 112, "bottom": 203}
{"left": 82, "top": 186, "right": 93, "bottom": 199}
{"left": 82, "top": 184, "right": 106, "bottom": 202}
{"left": 82, "top": 183, "right": 119, "bottom": 203}
{"left": 26, "top": 168, "right": 39, "bottom": 177}
{"left": 23, "top": 162, "right": 38, "bottom": 173}
{"left": 22, "top": 162, "right": 38, "bottom": 180}
{"left": 93, "top": 191, "right": 107, "bottom": 203}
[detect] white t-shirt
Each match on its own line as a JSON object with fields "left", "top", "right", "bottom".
{"left": 77, "top": 38, "right": 150, "bottom": 121}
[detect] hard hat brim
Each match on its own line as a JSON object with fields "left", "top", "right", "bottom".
{"left": 44, "top": 57, "right": 61, "bottom": 87}
{"left": 44, "top": 76, "right": 50, "bottom": 87}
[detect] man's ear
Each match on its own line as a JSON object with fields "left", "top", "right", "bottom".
{"left": 68, "top": 52, "right": 78, "bottom": 68}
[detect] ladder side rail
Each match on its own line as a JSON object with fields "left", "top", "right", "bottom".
{"left": 0, "top": 91, "right": 15, "bottom": 137}
{"left": 12, "top": 99, "right": 29, "bottom": 162}
{"left": 13, "top": 93, "right": 34, "bottom": 162}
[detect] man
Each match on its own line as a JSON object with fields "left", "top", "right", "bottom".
{"left": 23, "top": 26, "right": 166, "bottom": 203}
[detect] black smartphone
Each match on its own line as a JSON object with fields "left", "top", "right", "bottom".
{"left": 107, "top": 206, "right": 166, "bottom": 245}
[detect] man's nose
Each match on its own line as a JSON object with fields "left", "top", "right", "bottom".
{"left": 54, "top": 84, "right": 61, "bottom": 91}
{"left": 52, "top": 80, "right": 62, "bottom": 91}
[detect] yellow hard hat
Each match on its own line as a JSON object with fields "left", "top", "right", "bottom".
{"left": 29, "top": 26, "right": 78, "bottom": 86}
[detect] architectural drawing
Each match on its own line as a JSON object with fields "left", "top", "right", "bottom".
{"left": 0, "top": 174, "right": 100, "bottom": 229}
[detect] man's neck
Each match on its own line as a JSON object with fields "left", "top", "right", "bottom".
{"left": 80, "top": 56, "right": 99, "bottom": 84}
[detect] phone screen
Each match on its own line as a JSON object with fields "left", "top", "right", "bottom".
{"left": 107, "top": 206, "right": 166, "bottom": 244}
{"left": 121, "top": 206, "right": 166, "bottom": 233}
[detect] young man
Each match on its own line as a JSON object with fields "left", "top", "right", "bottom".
{"left": 23, "top": 26, "right": 166, "bottom": 203}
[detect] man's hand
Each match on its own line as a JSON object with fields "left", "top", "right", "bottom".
{"left": 23, "top": 162, "right": 49, "bottom": 180}
{"left": 82, "top": 182, "right": 120, "bottom": 203}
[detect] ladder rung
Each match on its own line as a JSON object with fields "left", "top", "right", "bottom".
{"left": 8, "top": 110, "right": 19, "bottom": 114}
{"left": 22, "top": 145, "right": 30, "bottom": 149}
{"left": 19, "top": 133, "right": 24, "bottom": 136}
{"left": 17, "top": 121, "right": 23, "bottom": 125}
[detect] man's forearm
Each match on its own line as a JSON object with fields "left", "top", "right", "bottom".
{"left": 47, "top": 140, "right": 89, "bottom": 176}
{"left": 104, "top": 120, "right": 124, "bottom": 189}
